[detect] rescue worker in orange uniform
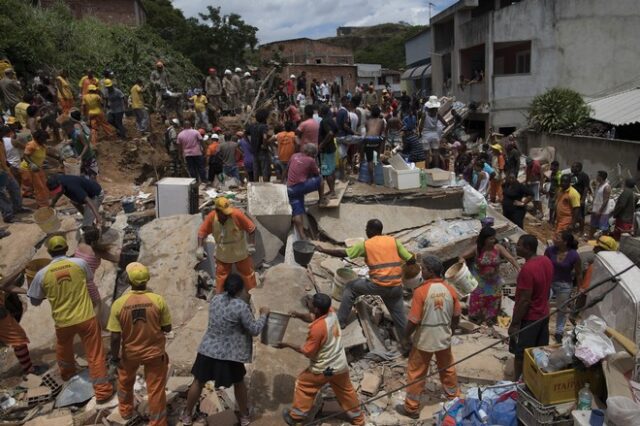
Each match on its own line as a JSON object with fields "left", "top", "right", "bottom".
{"left": 396, "top": 255, "right": 461, "bottom": 419}
{"left": 0, "top": 268, "right": 45, "bottom": 375}
{"left": 317, "top": 219, "right": 414, "bottom": 336}
{"left": 197, "top": 197, "right": 257, "bottom": 294}
{"left": 278, "top": 293, "right": 365, "bottom": 425}
{"left": 108, "top": 262, "right": 172, "bottom": 425}
{"left": 27, "top": 236, "right": 114, "bottom": 403}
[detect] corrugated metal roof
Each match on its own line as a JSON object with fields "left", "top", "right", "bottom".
{"left": 589, "top": 87, "right": 640, "bottom": 126}
{"left": 401, "top": 64, "right": 431, "bottom": 80}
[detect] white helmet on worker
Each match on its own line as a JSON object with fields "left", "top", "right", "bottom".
{"left": 290, "top": 74, "right": 296, "bottom": 79}
{"left": 224, "top": 69, "right": 232, "bottom": 75}
{"left": 235, "top": 67, "right": 242, "bottom": 73}
{"left": 244, "top": 72, "right": 251, "bottom": 77}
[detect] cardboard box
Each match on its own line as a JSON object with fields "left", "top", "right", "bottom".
{"left": 523, "top": 346, "right": 605, "bottom": 405}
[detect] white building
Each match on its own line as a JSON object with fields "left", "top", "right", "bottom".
{"left": 430, "top": 0, "right": 640, "bottom": 135}
{"left": 356, "top": 63, "right": 402, "bottom": 93}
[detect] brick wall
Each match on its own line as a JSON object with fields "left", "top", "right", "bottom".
{"left": 40, "top": 0, "right": 145, "bottom": 26}
{"left": 260, "top": 39, "right": 353, "bottom": 65}
{"left": 283, "top": 65, "right": 358, "bottom": 93}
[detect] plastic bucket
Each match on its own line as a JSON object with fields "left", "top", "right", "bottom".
{"left": 260, "top": 312, "right": 290, "bottom": 346}
{"left": 292, "top": 241, "right": 315, "bottom": 267}
{"left": 33, "top": 207, "right": 61, "bottom": 233}
{"left": 332, "top": 267, "right": 358, "bottom": 301}
{"left": 63, "top": 157, "right": 82, "bottom": 176}
{"left": 121, "top": 197, "right": 136, "bottom": 213}
{"left": 402, "top": 263, "right": 423, "bottom": 290}
{"left": 445, "top": 262, "right": 478, "bottom": 296}
{"left": 25, "top": 258, "right": 51, "bottom": 287}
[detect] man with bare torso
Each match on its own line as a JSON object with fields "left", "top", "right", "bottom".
{"left": 363, "top": 106, "right": 385, "bottom": 184}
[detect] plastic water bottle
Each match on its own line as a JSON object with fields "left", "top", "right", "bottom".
{"left": 577, "top": 383, "right": 593, "bottom": 410}
{"left": 532, "top": 348, "right": 549, "bottom": 370}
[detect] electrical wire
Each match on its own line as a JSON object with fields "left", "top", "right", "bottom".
{"left": 305, "top": 259, "right": 638, "bottom": 425}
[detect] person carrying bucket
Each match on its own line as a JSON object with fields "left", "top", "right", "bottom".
{"left": 277, "top": 293, "right": 365, "bottom": 426}
{"left": 47, "top": 174, "right": 104, "bottom": 228}
{"left": 458, "top": 226, "right": 520, "bottom": 326}
{"left": 396, "top": 255, "right": 461, "bottom": 420}
{"left": 197, "top": 197, "right": 257, "bottom": 294}
{"left": 316, "top": 219, "right": 414, "bottom": 342}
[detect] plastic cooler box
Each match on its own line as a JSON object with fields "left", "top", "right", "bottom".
{"left": 523, "top": 346, "right": 605, "bottom": 405}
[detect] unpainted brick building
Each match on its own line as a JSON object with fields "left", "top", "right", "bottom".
{"left": 38, "top": 0, "right": 146, "bottom": 26}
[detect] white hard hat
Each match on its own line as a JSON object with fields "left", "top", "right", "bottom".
{"left": 244, "top": 72, "right": 251, "bottom": 77}
{"left": 224, "top": 69, "right": 232, "bottom": 75}
{"left": 235, "top": 67, "right": 242, "bottom": 73}
{"left": 211, "top": 133, "right": 220, "bottom": 140}
{"left": 171, "top": 118, "right": 180, "bottom": 126}
{"left": 290, "top": 74, "right": 296, "bottom": 79}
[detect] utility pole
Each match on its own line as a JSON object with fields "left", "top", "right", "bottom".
{"left": 429, "top": 2, "right": 435, "bottom": 24}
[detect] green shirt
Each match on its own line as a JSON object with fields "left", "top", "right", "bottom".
{"left": 345, "top": 239, "right": 413, "bottom": 261}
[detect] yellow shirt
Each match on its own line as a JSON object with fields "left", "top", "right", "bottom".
{"left": 190, "top": 95, "right": 207, "bottom": 113}
{"left": 82, "top": 93, "right": 103, "bottom": 116}
{"left": 27, "top": 257, "right": 95, "bottom": 328}
{"left": 20, "top": 141, "right": 46, "bottom": 170}
{"left": 14, "top": 102, "right": 29, "bottom": 127}
{"left": 56, "top": 76, "right": 74, "bottom": 100}
{"left": 130, "top": 84, "right": 145, "bottom": 109}
{"left": 78, "top": 75, "right": 87, "bottom": 88}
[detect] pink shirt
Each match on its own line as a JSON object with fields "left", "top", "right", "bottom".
{"left": 287, "top": 153, "right": 319, "bottom": 186}
{"left": 177, "top": 128, "right": 203, "bottom": 157}
{"left": 297, "top": 118, "right": 319, "bottom": 147}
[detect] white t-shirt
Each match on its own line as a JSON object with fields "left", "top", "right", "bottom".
{"left": 296, "top": 93, "right": 306, "bottom": 108}
{"left": 349, "top": 111, "right": 359, "bottom": 133}
{"left": 3, "top": 137, "right": 21, "bottom": 168}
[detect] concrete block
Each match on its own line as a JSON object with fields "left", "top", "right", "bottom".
{"left": 199, "top": 391, "right": 223, "bottom": 415}
{"left": 205, "top": 409, "right": 237, "bottom": 426}
{"left": 247, "top": 183, "right": 292, "bottom": 241}
{"left": 360, "top": 371, "right": 382, "bottom": 396}
{"left": 22, "top": 374, "right": 43, "bottom": 389}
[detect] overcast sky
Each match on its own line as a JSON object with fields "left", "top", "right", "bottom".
{"left": 173, "top": 0, "right": 457, "bottom": 44}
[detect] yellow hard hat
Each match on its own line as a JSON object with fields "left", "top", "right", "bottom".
{"left": 588, "top": 236, "right": 618, "bottom": 251}
{"left": 47, "top": 235, "right": 68, "bottom": 252}
{"left": 214, "top": 197, "right": 232, "bottom": 215}
{"left": 87, "top": 84, "right": 97, "bottom": 91}
{"left": 104, "top": 79, "right": 113, "bottom": 88}
{"left": 126, "top": 262, "right": 150, "bottom": 286}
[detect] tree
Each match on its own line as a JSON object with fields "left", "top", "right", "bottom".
{"left": 142, "top": 1, "right": 258, "bottom": 72}
{"left": 528, "top": 88, "right": 592, "bottom": 133}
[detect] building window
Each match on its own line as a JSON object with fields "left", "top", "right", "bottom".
{"left": 493, "top": 41, "right": 531, "bottom": 75}
{"left": 315, "top": 58, "right": 322, "bottom": 64}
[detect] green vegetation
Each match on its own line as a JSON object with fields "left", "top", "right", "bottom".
{"left": 141, "top": 0, "right": 258, "bottom": 72}
{"left": 0, "top": 0, "right": 202, "bottom": 90}
{"left": 322, "top": 24, "right": 427, "bottom": 69}
{"left": 528, "top": 88, "right": 592, "bottom": 133}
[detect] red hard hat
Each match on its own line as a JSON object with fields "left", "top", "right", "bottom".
{"left": 208, "top": 67, "right": 216, "bottom": 73}
{"left": 213, "top": 126, "right": 222, "bottom": 132}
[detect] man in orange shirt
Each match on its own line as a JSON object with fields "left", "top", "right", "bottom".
{"left": 197, "top": 197, "right": 257, "bottom": 293}
{"left": 108, "top": 262, "right": 172, "bottom": 425}
{"left": 555, "top": 174, "right": 581, "bottom": 235}
{"left": 275, "top": 121, "right": 296, "bottom": 182}
{"left": 317, "top": 219, "right": 414, "bottom": 338}
{"left": 278, "top": 293, "right": 365, "bottom": 425}
{"left": 396, "top": 255, "right": 460, "bottom": 419}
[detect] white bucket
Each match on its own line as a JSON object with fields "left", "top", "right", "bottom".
{"left": 445, "top": 262, "right": 478, "bottom": 297}
{"left": 332, "top": 268, "right": 358, "bottom": 301}
{"left": 63, "top": 157, "right": 82, "bottom": 176}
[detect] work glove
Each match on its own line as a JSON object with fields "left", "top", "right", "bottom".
{"left": 196, "top": 247, "right": 206, "bottom": 260}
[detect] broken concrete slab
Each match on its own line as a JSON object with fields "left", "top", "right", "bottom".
{"left": 360, "top": 371, "right": 382, "bottom": 396}
{"left": 308, "top": 203, "right": 463, "bottom": 242}
{"left": 451, "top": 336, "right": 510, "bottom": 384}
{"left": 247, "top": 183, "right": 292, "bottom": 241}
{"left": 341, "top": 320, "right": 367, "bottom": 350}
{"left": 24, "top": 408, "right": 73, "bottom": 426}
{"left": 165, "top": 305, "right": 208, "bottom": 370}
{"left": 0, "top": 222, "right": 44, "bottom": 277}
{"left": 355, "top": 300, "right": 388, "bottom": 355}
{"left": 251, "top": 219, "right": 284, "bottom": 266}
{"left": 165, "top": 376, "right": 193, "bottom": 393}
{"left": 137, "top": 214, "right": 202, "bottom": 326}
{"left": 249, "top": 264, "right": 314, "bottom": 418}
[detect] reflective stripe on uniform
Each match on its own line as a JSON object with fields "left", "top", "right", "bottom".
{"left": 368, "top": 261, "right": 403, "bottom": 270}
{"left": 369, "top": 273, "right": 403, "bottom": 282}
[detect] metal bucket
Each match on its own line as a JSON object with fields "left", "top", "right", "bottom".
{"left": 261, "top": 312, "right": 290, "bottom": 346}
{"left": 332, "top": 268, "right": 358, "bottom": 301}
{"left": 292, "top": 241, "right": 315, "bottom": 267}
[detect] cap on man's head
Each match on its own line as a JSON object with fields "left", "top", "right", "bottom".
{"left": 588, "top": 236, "right": 619, "bottom": 251}
{"left": 104, "top": 79, "right": 113, "bottom": 88}
{"left": 213, "top": 126, "right": 222, "bottom": 132}
{"left": 214, "top": 197, "right": 232, "bottom": 215}
{"left": 156, "top": 61, "right": 164, "bottom": 67}
{"left": 126, "top": 262, "right": 150, "bottom": 286}
{"left": 47, "top": 235, "right": 68, "bottom": 252}
{"left": 211, "top": 133, "right": 219, "bottom": 140}
{"left": 208, "top": 67, "right": 216, "bottom": 73}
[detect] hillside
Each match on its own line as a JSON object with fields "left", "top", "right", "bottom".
{"left": 320, "top": 23, "right": 427, "bottom": 69}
